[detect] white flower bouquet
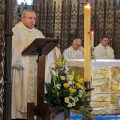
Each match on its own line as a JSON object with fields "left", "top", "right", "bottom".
{"left": 42, "top": 55, "right": 91, "bottom": 119}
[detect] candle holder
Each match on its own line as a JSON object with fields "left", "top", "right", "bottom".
{"left": 91, "top": 47, "right": 95, "bottom": 60}
{"left": 83, "top": 82, "right": 94, "bottom": 120}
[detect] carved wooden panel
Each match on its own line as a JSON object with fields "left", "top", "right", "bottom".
{"left": 13, "top": 0, "right": 120, "bottom": 58}
{"left": 0, "top": 0, "right": 5, "bottom": 119}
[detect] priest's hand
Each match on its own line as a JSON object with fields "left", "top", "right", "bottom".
{"left": 12, "top": 60, "right": 24, "bottom": 70}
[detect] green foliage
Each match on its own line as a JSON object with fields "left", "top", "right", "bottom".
{"left": 41, "top": 55, "right": 91, "bottom": 119}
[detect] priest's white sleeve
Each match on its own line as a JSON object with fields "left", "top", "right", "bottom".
{"left": 63, "top": 49, "right": 69, "bottom": 59}
{"left": 12, "top": 30, "right": 25, "bottom": 70}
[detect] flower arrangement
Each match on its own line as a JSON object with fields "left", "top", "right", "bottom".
{"left": 42, "top": 55, "right": 91, "bottom": 120}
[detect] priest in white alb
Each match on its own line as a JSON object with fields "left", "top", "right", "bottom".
{"left": 93, "top": 36, "right": 114, "bottom": 59}
{"left": 63, "top": 38, "right": 84, "bottom": 59}
{"left": 12, "top": 9, "right": 61, "bottom": 119}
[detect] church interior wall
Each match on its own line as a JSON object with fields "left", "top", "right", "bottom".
{"left": 31, "top": 0, "right": 120, "bottom": 59}
{"left": 0, "top": 0, "right": 120, "bottom": 119}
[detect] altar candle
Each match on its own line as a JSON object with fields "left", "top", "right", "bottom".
{"left": 91, "top": 31, "right": 94, "bottom": 47}
{"left": 84, "top": 3, "right": 91, "bottom": 82}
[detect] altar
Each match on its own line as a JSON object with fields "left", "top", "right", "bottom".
{"left": 67, "top": 59, "right": 120, "bottom": 115}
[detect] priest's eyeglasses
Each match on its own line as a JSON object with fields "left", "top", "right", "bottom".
{"left": 75, "top": 44, "right": 81, "bottom": 46}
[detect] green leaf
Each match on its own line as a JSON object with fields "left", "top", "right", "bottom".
{"left": 54, "top": 97, "right": 61, "bottom": 105}
{"left": 79, "top": 107, "right": 91, "bottom": 118}
{"left": 74, "top": 101, "right": 88, "bottom": 110}
{"left": 74, "top": 70, "right": 80, "bottom": 79}
{"left": 45, "top": 83, "right": 52, "bottom": 94}
{"left": 81, "top": 88, "right": 86, "bottom": 93}
{"left": 50, "top": 71, "right": 57, "bottom": 81}
{"left": 83, "top": 93, "right": 91, "bottom": 98}
{"left": 51, "top": 78, "right": 54, "bottom": 86}
{"left": 53, "top": 105, "right": 64, "bottom": 114}
{"left": 64, "top": 108, "right": 70, "bottom": 120}
{"left": 41, "top": 95, "right": 54, "bottom": 106}
{"left": 80, "top": 107, "right": 90, "bottom": 114}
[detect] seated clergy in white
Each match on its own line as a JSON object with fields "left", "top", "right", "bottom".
{"left": 93, "top": 36, "right": 114, "bottom": 59}
{"left": 63, "top": 38, "right": 84, "bottom": 59}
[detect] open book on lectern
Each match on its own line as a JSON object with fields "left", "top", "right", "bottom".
{"left": 22, "top": 38, "right": 60, "bottom": 56}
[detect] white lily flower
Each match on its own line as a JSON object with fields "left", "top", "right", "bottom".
{"left": 69, "top": 96, "right": 75, "bottom": 102}
{"left": 64, "top": 97, "right": 69, "bottom": 103}
{"left": 67, "top": 102, "right": 72, "bottom": 108}
{"left": 71, "top": 102, "right": 76, "bottom": 106}
{"left": 78, "top": 93, "right": 82, "bottom": 97}
{"left": 56, "top": 84, "right": 61, "bottom": 89}
{"left": 68, "top": 80, "right": 73, "bottom": 85}
{"left": 75, "top": 97, "right": 79, "bottom": 102}
{"left": 65, "top": 66, "right": 69, "bottom": 73}
{"left": 60, "top": 76, "right": 66, "bottom": 80}
{"left": 68, "top": 75, "right": 74, "bottom": 80}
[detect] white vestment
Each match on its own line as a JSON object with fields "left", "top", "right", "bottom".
{"left": 63, "top": 46, "right": 84, "bottom": 59}
{"left": 12, "top": 22, "right": 45, "bottom": 119}
{"left": 92, "top": 43, "right": 114, "bottom": 59}
{"left": 12, "top": 22, "right": 61, "bottom": 119}
{"left": 45, "top": 47, "right": 61, "bottom": 83}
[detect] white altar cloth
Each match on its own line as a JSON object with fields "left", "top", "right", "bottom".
{"left": 67, "top": 59, "right": 120, "bottom": 115}
{"left": 67, "top": 59, "right": 120, "bottom": 67}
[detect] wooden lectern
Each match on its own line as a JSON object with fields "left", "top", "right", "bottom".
{"left": 22, "top": 38, "right": 60, "bottom": 120}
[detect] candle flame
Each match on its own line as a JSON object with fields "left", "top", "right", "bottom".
{"left": 85, "top": 4, "right": 90, "bottom": 8}
{"left": 91, "top": 31, "right": 94, "bottom": 34}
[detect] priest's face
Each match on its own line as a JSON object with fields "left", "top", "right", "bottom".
{"left": 72, "top": 39, "right": 81, "bottom": 50}
{"left": 101, "top": 37, "right": 109, "bottom": 47}
{"left": 21, "top": 11, "right": 36, "bottom": 29}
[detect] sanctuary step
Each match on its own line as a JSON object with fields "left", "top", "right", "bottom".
{"left": 95, "top": 115, "right": 120, "bottom": 120}
{"left": 70, "top": 114, "right": 83, "bottom": 120}
{"left": 70, "top": 114, "right": 120, "bottom": 120}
